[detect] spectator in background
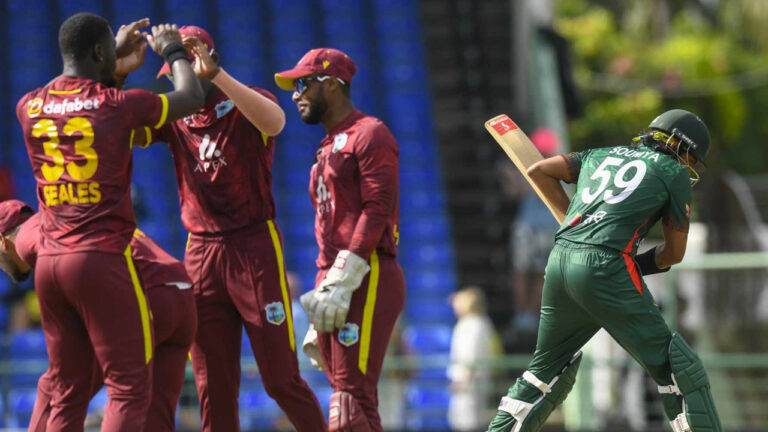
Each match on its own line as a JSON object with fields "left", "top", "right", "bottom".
{"left": 448, "top": 286, "right": 502, "bottom": 431}
{"left": 497, "top": 128, "right": 562, "bottom": 332}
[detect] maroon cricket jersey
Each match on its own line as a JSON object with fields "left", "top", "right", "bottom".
{"left": 145, "top": 86, "right": 278, "bottom": 234}
{"left": 15, "top": 213, "right": 41, "bottom": 267}
{"left": 129, "top": 229, "right": 191, "bottom": 288}
{"left": 15, "top": 213, "right": 189, "bottom": 289}
{"left": 309, "top": 110, "right": 400, "bottom": 268}
{"left": 16, "top": 75, "right": 167, "bottom": 255}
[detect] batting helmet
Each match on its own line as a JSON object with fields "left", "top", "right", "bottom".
{"left": 649, "top": 109, "right": 711, "bottom": 165}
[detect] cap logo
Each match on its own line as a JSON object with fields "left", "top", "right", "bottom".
{"left": 323, "top": 60, "right": 330, "bottom": 69}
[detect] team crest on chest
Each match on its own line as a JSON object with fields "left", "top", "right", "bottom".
{"left": 332, "top": 133, "right": 348, "bottom": 153}
{"left": 338, "top": 323, "right": 359, "bottom": 346}
{"left": 215, "top": 100, "right": 235, "bottom": 118}
{"left": 265, "top": 302, "right": 286, "bottom": 325}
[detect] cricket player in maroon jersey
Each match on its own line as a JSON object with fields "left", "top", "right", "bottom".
{"left": 0, "top": 200, "right": 196, "bottom": 432}
{"left": 131, "top": 26, "right": 326, "bottom": 432}
{"left": 15, "top": 13, "right": 203, "bottom": 431}
{"left": 275, "top": 48, "right": 406, "bottom": 432}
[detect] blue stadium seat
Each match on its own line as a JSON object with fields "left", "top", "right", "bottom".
{"left": 401, "top": 243, "right": 455, "bottom": 268}
{"left": 400, "top": 167, "right": 440, "bottom": 188}
{"left": 164, "top": 0, "right": 209, "bottom": 28}
{"left": 405, "top": 300, "right": 455, "bottom": 326}
{"left": 380, "top": 39, "right": 425, "bottom": 63}
{"left": 313, "top": 384, "right": 334, "bottom": 414}
{"left": 10, "top": 329, "right": 47, "bottom": 360}
{"left": 400, "top": 190, "right": 445, "bottom": 215}
{"left": 403, "top": 268, "right": 457, "bottom": 295}
{"left": 87, "top": 388, "right": 108, "bottom": 414}
{"left": 0, "top": 277, "right": 12, "bottom": 298}
{"left": 406, "top": 411, "right": 451, "bottom": 431}
{"left": 403, "top": 325, "right": 452, "bottom": 355}
{"left": 0, "top": 303, "right": 9, "bottom": 333}
{"left": 6, "top": 386, "right": 37, "bottom": 427}
{"left": 241, "top": 330, "right": 253, "bottom": 359}
{"left": 282, "top": 219, "right": 315, "bottom": 244}
{"left": 239, "top": 388, "right": 282, "bottom": 416}
{"left": 58, "top": 0, "right": 103, "bottom": 17}
{"left": 285, "top": 245, "right": 318, "bottom": 273}
{"left": 405, "top": 384, "right": 450, "bottom": 411}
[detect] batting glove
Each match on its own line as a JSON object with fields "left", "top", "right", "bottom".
{"left": 300, "top": 250, "right": 370, "bottom": 333}
{"left": 302, "top": 325, "right": 324, "bottom": 371}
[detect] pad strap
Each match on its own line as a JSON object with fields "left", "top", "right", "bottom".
{"left": 523, "top": 371, "right": 552, "bottom": 394}
{"left": 658, "top": 384, "right": 682, "bottom": 395}
{"left": 670, "top": 413, "right": 691, "bottom": 432}
{"left": 498, "top": 396, "right": 533, "bottom": 418}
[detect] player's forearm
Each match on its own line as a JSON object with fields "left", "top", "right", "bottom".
{"left": 348, "top": 212, "right": 389, "bottom": 260}
{"left": 164, "top": 59, "right": 205, "bottom": 122}
{"left": 528, "top": 171, "right": 571, "bottom": 218}
{"left": 654, "top": 242, "right": 685, "bottom": 268}
{"left": 212, "top": 69, "right": 286, "bottom": 136}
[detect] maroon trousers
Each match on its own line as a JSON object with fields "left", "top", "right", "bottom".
{"left": 185, "top": 221, "right": 326, "bottom": 432}
{"left": 35, "top": 251, "right": 154, "bottom": 432}
{"left": 316, "top": 252, "right": 406, "bottom": 432}
{"left": 29, "top": 282, "right": 197, "bottom": 432}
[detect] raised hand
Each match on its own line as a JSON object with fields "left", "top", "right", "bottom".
{"left": 185, "top": 37, "right": 220, "bottom": 79}
{"left": 115, "top": 39, "right": 147, "bottom": 77}
{"left": 146, "top": 24, "right": 183, "bottom": 56}
{"left": 115, "top": 18, "right": 149, "bottom": 59}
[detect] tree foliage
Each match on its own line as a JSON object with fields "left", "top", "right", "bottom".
{"left": 555, "top": 0, "right": 768, "bottom": 174}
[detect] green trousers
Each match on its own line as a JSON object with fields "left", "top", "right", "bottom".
{"left": 502, "top": 239, "right": 679, "bottom": 417}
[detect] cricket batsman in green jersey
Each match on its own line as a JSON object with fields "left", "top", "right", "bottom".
{"left": 487, "top": 109, "right": 723, "bottom": 432}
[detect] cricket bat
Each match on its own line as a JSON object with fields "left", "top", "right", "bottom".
{"left": 485, "top": 114, "right": 566, "bottom": 224}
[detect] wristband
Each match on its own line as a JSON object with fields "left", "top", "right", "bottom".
{"left": 161, "top": 42, "right": 188, "bottom": 67}
{"left": 635, "top": 247, "right": 670, "bottom": 276}
{"left": 209, "top": 66, "right": 222, "bottom": 80}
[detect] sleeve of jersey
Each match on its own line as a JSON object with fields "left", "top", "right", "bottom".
{"left": 245, "top": 86, "right": 279, "bottom": 145}
{"left": 347, "top": 127, "right": 399, "bottom": 260}
{"left": 661, "top": 169, "right": 692, "bottom": 232}
{"left": 561, "top": 151, "right": 585, "bottom": 183}
{"left": 130, "top": 123, "right": 170, "bottom": 149}
{"left": 121, "top": 89, "right": 169, "bottom": 130}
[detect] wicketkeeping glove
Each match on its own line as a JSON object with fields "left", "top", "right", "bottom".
{"left": 302, "top": 325, "right": 324, "bottom": 371}
{"left": 300, "top": 250, "right": 370, "bottom": 333}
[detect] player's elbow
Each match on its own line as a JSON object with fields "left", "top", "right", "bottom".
{"left": 527, "top": 161, "right": 545, "bottom": 179}
{"left": 261, "top": 111, "right": 286, "bottom": 137}
{"left": 657, "top": 245, "right": 686, "bottom": 268}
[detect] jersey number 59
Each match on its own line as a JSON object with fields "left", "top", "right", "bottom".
{"left": 581, "top": 157, "right": 647, "bottom": 205}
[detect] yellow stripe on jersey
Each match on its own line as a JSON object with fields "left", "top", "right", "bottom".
{"left": 261, "top": 132, "right": 269, "bottom": 147}
{"left": 129, "top": 129, "right": 135, "bottom": 149}
{"left": 267, "top": 220, "right": 295, "bottom": 351}
{"left": 143, "top": 127, "right": 152, "bottom": 148}
{"left": 185, "top": 232, "right": 192, "bottom": 251}
{"left": 49, "top": 88, "right": 82, "bottom": 94}
{"left": 359, "top": 250, "right": 379, "bottom": 375}
{"left": 124, "top": 244, "right": 153, "bottom": 364}
{"left": 154, "top": 94, "right": 169, "bottom": 129}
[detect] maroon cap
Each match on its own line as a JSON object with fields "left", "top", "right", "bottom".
{"left": 0, "top": 200, "right": 33, "bottom": 233}
{"left": 274, "top": 48, "right": 357, "bottom": 91}
{"left": 156, "top": 25, "right": 215, "bottom": 78}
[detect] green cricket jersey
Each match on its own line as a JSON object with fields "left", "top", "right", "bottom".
{"left": 555, "top": 145, "right": 691, "bottom": 255}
